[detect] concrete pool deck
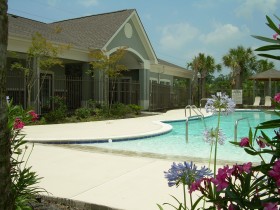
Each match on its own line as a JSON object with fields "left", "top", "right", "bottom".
{"left": 23, "top": 109, "right": 218, "bottom": 210}
{"left": 23, "top": 108, "right": 211, "bottom": 143}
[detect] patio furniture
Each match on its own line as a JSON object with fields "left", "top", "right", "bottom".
{"left": 264, "top": 96, "right": 272, "bottom": 107}
{"left": 252, "top": 96, "right": 261, "bottom": 107}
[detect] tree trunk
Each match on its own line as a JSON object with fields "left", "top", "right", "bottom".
{"left": 201, "top": 77, "right": 206, "bottom": 98}
{"left": 0, "top": 1, "right": 13, "bottom": 209}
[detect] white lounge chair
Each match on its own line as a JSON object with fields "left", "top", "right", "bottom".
{"left": 264, "top": 96, "right": 271, "bottom": 107}
{"left": 253, "top": 96, "right": 261, "bottom": 107}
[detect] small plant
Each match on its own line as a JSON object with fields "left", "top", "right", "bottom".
{"left": 44, "top": 96, "right": 67, "bottom": 123}
{"left": 128, "top": 104, "right": 142, "bottom": 115}
{"left": 8, "top": 102, "right": 44, "bottom": 209}
{"left": 110, "top": 103, "right": 132, "bottom": 117}
{"left": 75, "top": 107, "right": 91, "bottom": 119}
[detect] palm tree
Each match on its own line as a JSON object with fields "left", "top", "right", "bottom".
{"left": 223, "top": 46, "right": 256, "bottom": 89}
{"left": 188, "top": 53, "right": 221, "bottom": 102}
{"left": 201, "top": 55, "right": 221, "bottom": 98}
{"left": 255, "top": 59, "right": 275, "bottom": 73}
{"left": 0, "top": 0, "right": 13, "bottom": 209}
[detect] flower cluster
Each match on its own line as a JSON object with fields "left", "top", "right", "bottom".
{"left": 28, "top": 110, "right": 38, "bottom": 122}
{"left": 203, "top": 127, "right": 226, "bottom": 145}
{"left": 268, "top": 159, "right": 280, "bottom": 188}
{"left": 274, "top": 93, "right": 280, "bottom": 103}
{"left": 190, "top": 162, "right": 252, "bottom": 194}
{"left": 164, "top": 161, "right": 212, "bottom": 187}
{"left": 205, "top": 93, "right": 235, "bottom": 115}
{"left": 13, "top": 118, "right": 25, "bottom": 130}
{"left": 239, "top": 137, "right": 250, "bottom": 147}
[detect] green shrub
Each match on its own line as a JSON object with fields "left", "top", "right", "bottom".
{"left": 128, "top": 104, "right": 142, "bottom": 115}
{"left": 110, "top": 103, "right": 132, "bottom": 117}
{"left": 75, "top": 107, "right": 91, "bottom": 119}
{"left": 44, "top": 96, "right": 67, "bottom": 123}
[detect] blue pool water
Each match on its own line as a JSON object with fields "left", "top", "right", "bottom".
{"left": 85, "top": 111, "right": 278, "bottom": 163}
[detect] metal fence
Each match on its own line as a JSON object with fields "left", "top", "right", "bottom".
{"left": 8, "top": 74, "right": 268, "bottom": 112}
{"left": 149, "top": 83, "right": 190, "bottom": 111}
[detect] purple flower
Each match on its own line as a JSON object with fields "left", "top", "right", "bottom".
{"left": 164, "top": 161, "right": 212, "bottom": 187}
{"left": 205, "top": 93, "right": 235, "bottom": 115}
{"left": 203, "top": 127, "right": 226, "bottom": 145}
{"left": 239, "top": 137, "right": 250, "bottom": 147}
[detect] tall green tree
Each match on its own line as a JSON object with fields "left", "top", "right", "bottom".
{"left": 187, "top": 53, "right": 221, "bottom": 101}
{"left": 255, "top": 59, "right": 275, "bottom": 73}
{"left": 11, "top": 32, "right": 65, "bottom": 108}
{"left": 0, "top": 0, "right": 13, "bottom": 209}
{"left": 222, "top": 46, "right": 256, "bottom": 89}
{"left": 88, "top": 47, "right": 128, "bottom": 112}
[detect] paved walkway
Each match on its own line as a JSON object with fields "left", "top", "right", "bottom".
{"left": 23, "top": 109, "right": 216, "bottom": 210}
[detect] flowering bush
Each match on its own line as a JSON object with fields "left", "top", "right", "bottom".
{"left": 8, "top": 102, "right": 44, "bottom": 209}
{"left": 158, "top": 93, "right": 280, "bottom": 209}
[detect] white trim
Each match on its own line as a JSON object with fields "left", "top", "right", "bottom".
{"left": 103, "top": 10, "right": 158, "bottom": 64}
{"left": 107, "top": 46, "right": 151, "bottom": 70}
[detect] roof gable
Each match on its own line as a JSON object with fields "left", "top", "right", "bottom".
{"left": 50, "top": 9, "right": 134, "bottom": 49}
{"left": 104, "top": 10, "right": 157, "bottom": 64}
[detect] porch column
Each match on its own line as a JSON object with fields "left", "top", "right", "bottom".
{"left": 93, "top": 69, "right": 108, "bottom": 105}
{"left": 139, "top": 66, "right": 150, "bottom": 110}
{"left": 81, "top": 63, "right": 92, "bottom": 106}
{"left": 33, "top": 57, "right": 40, "bottom": 114}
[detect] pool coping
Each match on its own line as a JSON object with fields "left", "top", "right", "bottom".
{"left": 25, "top": 109, "right": 266, "bottom": 144}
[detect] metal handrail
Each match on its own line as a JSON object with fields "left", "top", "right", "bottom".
{"left": 185, "top": 105, "right": 206, "bottom": 143}
{"left": 234, "top": 117, "right": 250, "bottom": 142}
{"left": 185, "top": 105, "right": 204, "bottom": 118}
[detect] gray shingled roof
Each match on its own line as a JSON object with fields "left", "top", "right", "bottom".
{"left": 8, "top": 14, "right": 76, "bottom": 46}
{"left": 8, "top": 9, "right": 135, "bottom": 49}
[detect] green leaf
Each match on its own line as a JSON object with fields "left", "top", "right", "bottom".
{"left": 244, "top": 148, "right": 258, "bottom": 155}
{"left": 256, "top": 53, "right": 280, "bottom": 61}
{"left": 255, "top": 45, "right": 280, "bottom": 51}
{"left": 252, "top": 35, "right": 280, "bottom": 44}
{"left": 249, "top": 128, "right": 253, "bottom": 145}
{"left": 191, "top": 196, "right": 204, "bottom": 210}
{"left": 266, "top": 15, "right": 280, "bottom": 34}
{"left": 157, "top": 204, "right": 165, "bottom": 210}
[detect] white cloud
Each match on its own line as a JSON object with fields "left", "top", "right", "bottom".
{"left": 200, "top": 24, "right": 244, "bottom": 44}
{"left": 79, "top": 0, "right": 99, "bottom": 7}
{"left": 159, "top": 23, "right": 199, "bottom": 51}
{"left": 235, "top": 0, "right": 278, "bottom": 18}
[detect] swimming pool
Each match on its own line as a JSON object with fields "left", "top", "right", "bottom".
{"left": 84, "top": 111, "right": 277, "bottom": 163}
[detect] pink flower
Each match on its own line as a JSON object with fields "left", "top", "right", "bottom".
{"left": 273, "top": 33, "right": 279, "bottom": 40}
{"left": 257, "top": 139, "right": 266, "bottom": 148}
{"left": 242, "top": 162, "right": 252, "bottom": 173}
{"left": 274, "top": 93, "right": 280, "bottom": 103}
{"left": 189, "top": 179, "right": 202, "bottom": 193}
{"left": 28, "top": 110, "right": 38, "bottom": 122}
{"left": 13, "top": 118, "right": 25, "bottom": 130}
{"left": 268, "top": 159, "right": 280, "bottom": 187}
{"left": 239, "top": 137, "right": 250, "bottom": 147}
{"left": 262, "top": 202, "right": 278, "bottom": 210}
{"left": 211, "top": 165, "right": 232, "bottom": 191}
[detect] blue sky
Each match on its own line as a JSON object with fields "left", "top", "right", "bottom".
{"left": 8, "top": 0, "right": 280, "bottom": 74}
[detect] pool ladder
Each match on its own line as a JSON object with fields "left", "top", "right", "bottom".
{"left": 185, "top": 105, "right": 206, "bottom": 143}
{"left": 234, "top": 117, "right": 251, "bottom": 142}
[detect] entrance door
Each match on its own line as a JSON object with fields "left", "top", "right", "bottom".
{"left": 40, "top": 74, "right": 53, "bottom": 114}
